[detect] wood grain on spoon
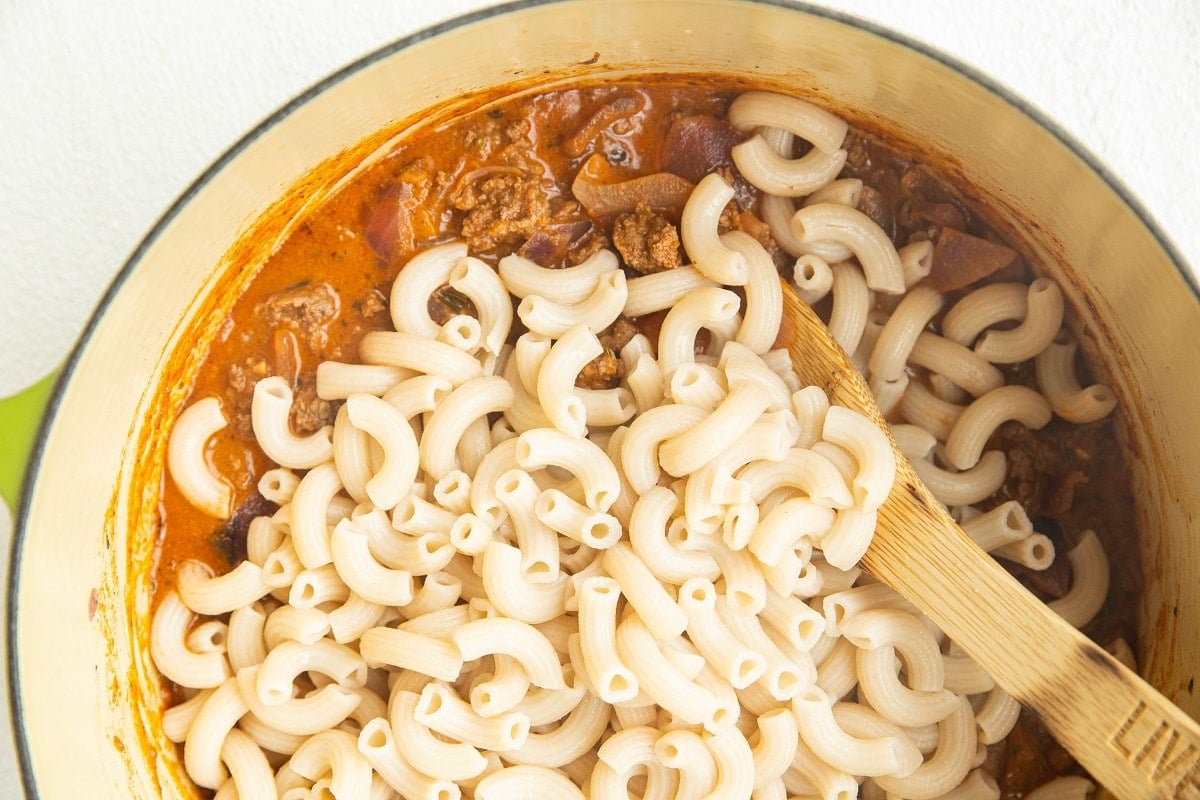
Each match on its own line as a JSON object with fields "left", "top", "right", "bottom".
{"left": 780, "top": 281, "right": 1200, "bottom": 800}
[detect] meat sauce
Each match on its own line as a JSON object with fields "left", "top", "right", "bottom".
{"left": 155, "top": 77, "right": 1140, "bottom": 797}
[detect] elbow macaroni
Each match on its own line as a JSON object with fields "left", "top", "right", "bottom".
{"left": 167, "top": 397, "right": 233, "bottom": 518}
{"left": 157, "top": 89, "right": 1125, "bottom": 800}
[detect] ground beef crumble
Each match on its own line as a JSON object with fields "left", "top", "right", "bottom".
{"left": 289, "top": 375, "right": 335, "bottom": 435}
{"left": 565, "top": 229, "right": 612, "bottom": 267}
{"left": 257, "top": 282, "right": 340, "bottom": 350}
{"left": 453, "top": 171, "right": 551, "bottom": 253}
{"left": 598, "top": 317, "right": 639, "bottom": 353}
{"left": 225, "top": 357, "right": 269, "bottom": 439}
{"left": 574, "top": 351, "right": 623, "bottom": 390}
{"left": 574, "top": 318, "right": 641, "bottom": 390}
{"left": 612, "top": 206, "right": 683, "bottom": 273}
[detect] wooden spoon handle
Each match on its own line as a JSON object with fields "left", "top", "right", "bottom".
{"left": 871, "top": 485, "right": 1200, "bottom": 800}
{"left": 780, "top": 283, "right": 1200, "bottom": 799}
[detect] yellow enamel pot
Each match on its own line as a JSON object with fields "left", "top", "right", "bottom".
{"left": 8, "top": 1, "right": 1198, "bottom": 797}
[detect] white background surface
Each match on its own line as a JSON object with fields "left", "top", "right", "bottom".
{"left": 0, "top": 0, "right": 1196, "bottom": 795}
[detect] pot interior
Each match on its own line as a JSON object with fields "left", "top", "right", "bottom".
{"left": 10, "top": 1, "right": 1199, "bottom": 797}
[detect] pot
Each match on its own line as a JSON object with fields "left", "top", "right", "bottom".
{"left": 8, "top": 1, "right": 1199, "bottom": 797}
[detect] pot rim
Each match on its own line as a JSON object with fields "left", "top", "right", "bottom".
{"left": 7, "top": 1, "right": 1196, "bottom": 797}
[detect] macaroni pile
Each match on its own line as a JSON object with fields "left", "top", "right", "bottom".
{"left": 158, "top": 91, "right": 1117, "bottom": 800}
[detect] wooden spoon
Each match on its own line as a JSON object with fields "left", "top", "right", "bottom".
{"left": 779, "top": 281, "right": 1200, "bottom": 800}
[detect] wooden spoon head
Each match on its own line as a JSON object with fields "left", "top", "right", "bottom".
{"left": 778, "top": 279, "right": 954, "bottom": 569}
{"left": 778, "top": 281, "right": 880, "bottom": 419}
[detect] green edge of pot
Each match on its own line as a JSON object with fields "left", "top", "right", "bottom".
{"left": 0, "top": 371, "right": 59, "bottom": 513}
